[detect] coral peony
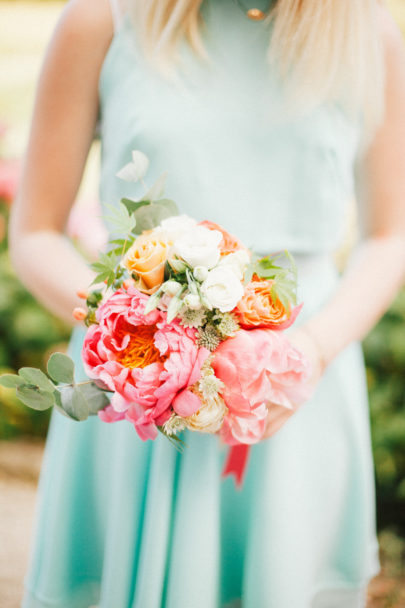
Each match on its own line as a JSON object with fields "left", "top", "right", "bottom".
{"left": 82, "top": 286, "right": 210, "bottom": 439}
{"left": 235, "top": 277, "right": 303, "bottom": 329}
{"left": 212, "top": 328, "right": 311, "bottom": 444}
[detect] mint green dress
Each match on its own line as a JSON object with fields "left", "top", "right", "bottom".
{"left": 22, "top": 1, "right": 381, "bottom": 606}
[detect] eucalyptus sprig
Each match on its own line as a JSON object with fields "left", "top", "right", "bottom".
{"left": 0, "top": 353, "right": 110, "bottom": 421}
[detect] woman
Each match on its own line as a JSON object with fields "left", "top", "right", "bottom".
{"left": 10, "top": 0, "right": 405, "bottom": 606}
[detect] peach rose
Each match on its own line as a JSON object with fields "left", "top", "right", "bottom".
{"left": 123, "top": 231, "right": 172, "bottom": 295}
{"left": 199, "top": 220, "right": 245, "bottom": 255}
{"left": 235, "top": 277, "right": 303, "bottom": 329}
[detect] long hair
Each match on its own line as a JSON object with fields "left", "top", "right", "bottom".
{"left": 128, "top": 0, "right": 385, "bottom": 140}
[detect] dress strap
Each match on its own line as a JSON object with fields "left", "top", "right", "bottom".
{"left": 108, "top": 0, "right": 127, "bottom": 33}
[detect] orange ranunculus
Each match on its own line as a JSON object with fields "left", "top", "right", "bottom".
{"left": 199, "top": 220, "right": 245, "bottom": 255}
{"left": 123, "top": 232, "right": 172, "bottom": 294}
{"left": 235, "top": 277, "right": 299, "bottom": 329}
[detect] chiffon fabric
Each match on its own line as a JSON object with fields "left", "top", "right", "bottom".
{"left": 22, "top": 0, "right": 380, "bottom": 606}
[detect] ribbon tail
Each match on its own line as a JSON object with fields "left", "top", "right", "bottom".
{"left": 222, "top": 444, "right": 251, "bottom": 489}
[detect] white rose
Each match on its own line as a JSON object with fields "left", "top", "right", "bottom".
{"left": 172, "top": 225, "right": 222, "bottom": 269}
{"left": 154, "top": 214, "right": 197, "bottom": 242}
{"left": 218, "top": 249, "right": 251, "bottom": 280}
{"left": 201, "top": 266, "right": 244, "bottom": 312}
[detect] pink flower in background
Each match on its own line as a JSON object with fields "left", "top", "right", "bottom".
{"left": 0, "top": 121, "right": 20, "bottom": 204}
{"left": 0, "top": 158, "right": 20, "bottom": 204}
{"left": 66, "top": 199, "right": 108, "bottom": 259}
{"left": 212, "top": 328, "right": 312, "bottom": 445}
{"left": 82, "top": 285, "right": 210, "bottom": 440}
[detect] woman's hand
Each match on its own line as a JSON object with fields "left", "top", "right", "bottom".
{"left": 261, "top": 325, "right": 326, "bottom": 440}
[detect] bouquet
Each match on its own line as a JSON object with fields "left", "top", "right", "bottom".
{"left": 0, "top": 151, "right": 312, "bottom": 486}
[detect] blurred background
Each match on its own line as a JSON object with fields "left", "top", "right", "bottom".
{"left": 0, "top": 1, "right": 404, "bottom": 607}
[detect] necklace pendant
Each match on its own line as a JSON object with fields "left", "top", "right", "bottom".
{"left": 246, "top": 8, "right": 266, "bottom": 20}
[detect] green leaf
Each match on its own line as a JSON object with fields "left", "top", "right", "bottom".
{"left": 19, "top": 367, "right": 55, "bottom": 392}
{"left": 142, "top": 171, "right": 168, "bottom": 202}
{"left": 60, "top": 386, "right": 89, "bottom": 421}
{"left": 133, "top": 200, "right": 178, "bottom": 234}
{"left": 90, "top": 250, "right": 119, "bottom": 287}
{"left": 0, "top": 374, "right": 25, "bottom": 389}
{"left": 154, "top": 198, "right": 179, "bottom": 215}
{"left": 121, "top": 198, "right": 150, "bottom": 215}
{"left": 79, "top": 383, "right": 110, "bottom": 415}
{"left": 47, "top": 353, "right": 75, "bottom": 384}
{"left": 16, "top": 385, "right": 55, "bottom": 411}
{"left": 104, "top": 201, "right": 136, "bottom": 235}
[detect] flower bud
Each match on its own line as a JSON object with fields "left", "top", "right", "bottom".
{"left": 76, "top": 289, "right": 88, "bottom": 300}
{"left": 123, "top": 279, "right": 134, "bottom": 290}
{"left": 168, "top": 258, "right": 187, "bottom": 273}
{"left": 193, "top": 265, "right": 209, "bottom": 282}
{"left": 162, "top": 280, "right": 182, "bottom": 296}
{"left": 73, "top": 307, "right": 87, "bottom": 321}
{"left": 184, "top": 294, "right": 201, "bottom": 310}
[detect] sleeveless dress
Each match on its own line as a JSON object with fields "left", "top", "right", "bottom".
{"left": 22, "top": 1, "right": 381, "bottom": 606}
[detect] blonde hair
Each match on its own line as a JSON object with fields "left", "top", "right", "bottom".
{"left": 128, "top": 0, "right": 385, "bottom": 139}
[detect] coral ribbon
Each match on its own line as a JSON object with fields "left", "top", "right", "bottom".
{"left": 222, "top": 444, "right": 251, "bottom": 488}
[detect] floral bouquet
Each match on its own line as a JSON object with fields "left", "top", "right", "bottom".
{"left": 0, "top": 151, "right": 312, "bottom": 485}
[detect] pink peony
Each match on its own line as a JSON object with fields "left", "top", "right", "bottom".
{"left": 82, "top": 285, "right": 210, "bottom": 440}
{"left": 212, "top": 328, "right": 312, "bottom": 445}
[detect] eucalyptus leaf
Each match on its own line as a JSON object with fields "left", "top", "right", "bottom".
{"left": 16, "top": 385, "right": 55, "bottom": 411}
{"left": 133, "top": 200, "right": 177, "bottom": 234}
{"left": 121, "top": 198, "right": 150, "bottom": 215}
{"left": 115, "top": 150, "right": 149, "bottom": 182}
{"left": 19, "top": 367, "right": 55, "bottom": 393}
{"left": 47, "top": 353, "right": 75, "bottom": 384}
{"left": 0, "top": 374, "right": 25, "bottom": 389}
{"left": 60, "top": 386, "right": 89, "bottom": 421}
{"left": 79, "top": 383, "right": 110, "bottom": 415}
{"left": 142, "top": 171, "right": 168, "bottom": 202}
{"left": 154, "top": 198, "right": 178, "bottom": 215}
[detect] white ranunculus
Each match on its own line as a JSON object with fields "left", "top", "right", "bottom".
{"left": 218, "top": 249, "right": 251, "bottom": 280}
{"left": 201, "top": 266, "right": 244, "bottom": 312}
{"left": 154, "top": 214, "right": 197, "bottom": 242}
{"left": 172, "top": 225, "right": 222, "bottom": 269}
{"left": 115, "top": 150, "right": 149, "bottom": 182}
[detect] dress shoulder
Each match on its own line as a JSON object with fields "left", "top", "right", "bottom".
{"left": 107, "top": 0, "right": 128, "bottom": 33}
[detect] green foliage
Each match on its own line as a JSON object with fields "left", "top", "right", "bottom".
{"left": 47, "top": 352, "right": 74, "bottom": 384}
{"left": 131, "top": 198, "right": 178, "bottom": 234}
{"left": 363, "top": 287, "right": 405, "bottom": 532}
{"left": 244, "top": 250, "right": 298, "bottom": 309}
{"left": 104, "top": 201, "right": 136, "bottom": 235}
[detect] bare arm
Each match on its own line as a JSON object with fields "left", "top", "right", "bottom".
{"left": 301, "top": 6, "right": 405, "bottom": 365}
{"left": 8, "top": 0, "right": 114, "bottom": 325}
{"left": 263, "top": 7, "right": 405, "bottom": 437}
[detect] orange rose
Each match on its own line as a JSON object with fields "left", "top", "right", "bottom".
{"left": 199, "top": 220, "right": 245, "bottom": 255}
{"left": 235, "top": 277, "right": 292, "bottom": 329}
{"left": 123, "top": 232, "right": 172, "bottom": 294}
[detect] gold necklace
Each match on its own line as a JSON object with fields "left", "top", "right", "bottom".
{"left": 234, "top": 0, "right": 271, "bottom": 21}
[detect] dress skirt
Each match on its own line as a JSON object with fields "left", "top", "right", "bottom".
{"left": 21, "top": 252, "right": 381, "bottom": 608}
